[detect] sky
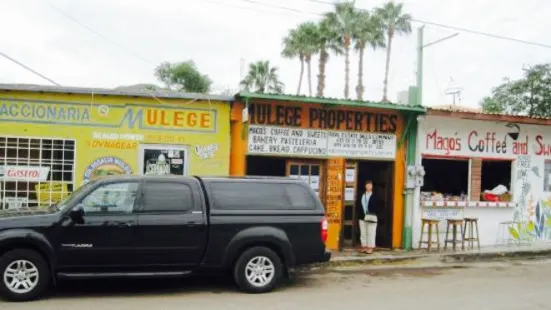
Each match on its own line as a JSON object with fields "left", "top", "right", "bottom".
{"left": 1, "top": 0, "right": 551, "bottom": 108}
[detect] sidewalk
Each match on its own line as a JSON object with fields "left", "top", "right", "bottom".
{"left": 326, "top": 242, "right": 551, "bottom": 268}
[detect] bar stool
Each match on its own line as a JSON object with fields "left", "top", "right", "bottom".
{"left": 419, "top": 218, "right": 440, "bottom": 251}
{"left": 463, "top": 217, "right": 480, "bottom": 250}
{"left": 444, "top": 219, "right": 464, "bottom": 251}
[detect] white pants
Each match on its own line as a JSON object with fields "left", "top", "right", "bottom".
{"left": 358, "top": 219, "right": 377, "bottom": 248}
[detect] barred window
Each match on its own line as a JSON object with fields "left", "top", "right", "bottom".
{"left": 0, "top": 137, "right": 75, "bottom": 210}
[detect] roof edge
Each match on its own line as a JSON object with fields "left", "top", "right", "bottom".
{"left": 238, "top": 92, "right": 426, "bottom": 113}
{"left": 427, "top": 108, "right": 551, "bottom": 125}
{"left": 0, "top": 84, "right": 234, "bottom": 102}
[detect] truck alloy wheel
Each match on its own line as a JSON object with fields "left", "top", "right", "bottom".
{"left": 234, "top": 246, "right": 283, "bottom": 293}
{"left": 245, "top": 256, "right": 275, "bottom": 287}
{"left": 0, "top": 249, "right": 50, "bottom": 301}
{"left": 3, "top": 260, "right": 39, "bottom": 294}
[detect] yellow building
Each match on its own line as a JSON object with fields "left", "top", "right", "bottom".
{"left": 0, "top": 84, "right": 232, "bottom": 209}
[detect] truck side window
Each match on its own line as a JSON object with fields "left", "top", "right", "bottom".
{"left": 142, "top": 182, "right": 194, "bottom": 212}
{"left": 80, "top": 182, "right": 139, "bottom": 215}
{"left": 210, "top": 182, "right": 314, "bottom": 210}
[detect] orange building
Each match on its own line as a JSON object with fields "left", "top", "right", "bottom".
{"left": 229, "top": 92, "right": 425, "bottom": 250}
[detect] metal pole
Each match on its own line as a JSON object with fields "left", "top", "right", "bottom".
{"left": 416, "top": 26, "right": 424, "bottom": 107}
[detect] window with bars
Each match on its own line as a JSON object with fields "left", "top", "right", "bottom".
{"left": 0, "top": 137, "right": 75, "bottom": 210}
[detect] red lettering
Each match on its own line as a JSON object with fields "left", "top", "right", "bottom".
{"left": 425, "top": 129, "right": 461, "bottom": 155}
{"left": 534, "top": 135, "right": 551, "bottom": 156}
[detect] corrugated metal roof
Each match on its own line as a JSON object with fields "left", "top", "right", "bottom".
{"left": 237, "top": 92, "right": 426, "bottom": 113}
{"left": 0, "top": 83, "right": 234, "bottom": 102}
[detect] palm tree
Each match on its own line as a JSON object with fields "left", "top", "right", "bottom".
{"left": 282, "top": 29, "right": 305, "bottom": 95}
{"left": 325, "top": 1, "right": 358, "bottom": 99}
{"left": 353, "top": 10, "right": 386, "bottom": 101}
{"left": 240, "top": 60, "right": 284, "bottom": 94}
{"left": 376, "top": 1, "right": 412, "bottom": 101}
{"left": 282, "top": 23, "right": 319, "bottom": 96}
{"left": 316, "top": 17, "right": 343, "bottom": 97}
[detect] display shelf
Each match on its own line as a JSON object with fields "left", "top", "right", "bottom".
{"left": 421, "top": 200, "right": 516, "bottom": 208}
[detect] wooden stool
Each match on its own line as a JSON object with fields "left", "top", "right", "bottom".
{"left": 463, "top": 217, "right": 480, "bottom": 250}
{"left": 419, "top": 219, "right": 440, "bottom": 251}
{"left": 444, "top": 219, "right": 464, "bottom": 251}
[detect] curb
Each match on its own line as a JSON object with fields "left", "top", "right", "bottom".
{"left": 313, "top": 248, "right": 551, "bottom": 270}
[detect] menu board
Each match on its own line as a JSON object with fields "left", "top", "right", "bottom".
{"left": 248, "top": 125, "right": 328, "bottom": 156}
{"left": 248, "top": 125, "right": 396, "bottom": 159}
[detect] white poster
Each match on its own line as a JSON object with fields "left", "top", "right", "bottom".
{"left": 345, "top": 168, "right": 356, "bottom": 183}
{"left": 345, "top": 187, "right": 355, "bottom": 201}
{"left": 0, "top": 166, "right": 50, "bottom": 182}
{"left": 310, "top": 176, "right": 320, "bottom": 190}
{"left": 248, "top": 125, "right": 327, "bottom": 156}
{"left": 327, "top": 131, "right": 396, "bottom": 159}
{"left": 248, "top": 125, "right": 397, "bottom": 160}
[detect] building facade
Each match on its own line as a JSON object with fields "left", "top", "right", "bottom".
{"left": 0, "top": 85, "right": 232, "bottom": 210}
{"left": 413, "top": 109, "right": 551, "bottom": 247}
{"left": 230, "top": 92, "right": 424, "bottom": 250}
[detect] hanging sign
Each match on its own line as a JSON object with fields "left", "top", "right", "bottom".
{"left": 327, "top": 131, "right": 396, "bottom": 159}
{"left": 248, "top": 125, "right": 396, "bottom": 159}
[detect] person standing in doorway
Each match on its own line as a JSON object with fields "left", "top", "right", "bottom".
{"left": 357, "top": 180, "right": 377, "bottom": 254}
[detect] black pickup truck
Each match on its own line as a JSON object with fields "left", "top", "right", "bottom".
{"left": 0, "top": 176, "right": 330, "bottom": 301}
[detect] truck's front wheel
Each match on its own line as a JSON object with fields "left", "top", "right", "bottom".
{"left": 0, "top": 249, "right": 50, "bottom": 302}
{"left": 234, "top": 246, "right": 283, "bottom": 294}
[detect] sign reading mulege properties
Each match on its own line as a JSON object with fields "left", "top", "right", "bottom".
{"left": 247, "top": 125, "right": 396, "bottom": 159}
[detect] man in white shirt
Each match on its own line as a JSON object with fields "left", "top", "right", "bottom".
{"left": 357, "top": 180, "right": 377, "bottom": 254}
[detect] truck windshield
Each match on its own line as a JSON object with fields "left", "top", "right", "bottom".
{"left": 54, "top": 180, "right": 97, "bottom": 212}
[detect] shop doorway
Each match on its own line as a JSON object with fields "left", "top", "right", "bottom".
{"left": 246, "top": 156, "right": 323, "bottom": 197}
{"left": 342, "top": 160, "right": 394, "bottom": 249}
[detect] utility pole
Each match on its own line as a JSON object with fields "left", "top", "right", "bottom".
{"left": 403, "top": 27, "right": 459, "bottom": 250}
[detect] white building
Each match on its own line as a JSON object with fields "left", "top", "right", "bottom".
{"left": 413, "top": 107, "right": 551, "bottom": 247}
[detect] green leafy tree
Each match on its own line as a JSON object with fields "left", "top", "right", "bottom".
{"left": 316, "top": 17, "right": 343, "bottom": 97}
{"left": 282, "top": 22, "right": 319, "bottom": 96}
{"left": 154, "top": 60, "right": 212, "bottom": 93}
{"left": 240, "top": 60, "right": 284, "bottom": 94}
{"left": 481, "top": 64, "right": 551, "bottom": 117}
{"left": 325, "top": 1, "right": 358, "bottom": 99}
{"left": 376, "top": 1, "right": 412, "bottom": 101}
{"left": 353, "top": 10, "right": 386, "bottom": 100}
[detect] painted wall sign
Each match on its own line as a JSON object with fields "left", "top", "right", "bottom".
{"left": 0, "top": 166, "right": 50, "bottom": 181}
{"left": 249, "top": 103, "right": 398, "bottom": 133}
{"left": 195, "top": 143, "right": 219, "bottom": 160}
{"left": 83, "top": 156, "right": 132, "bottom": 183}
{"left": 0, "top": 98, "right": 217, "bottom": 133}
{"left": 421, "top": 117, "right": 551, "bottom": 158}
{"left": 327, "top": 131, "right": 396, "bottom": 159}
{"left": 248, "top": 125, "right": 396, "bottom": 159}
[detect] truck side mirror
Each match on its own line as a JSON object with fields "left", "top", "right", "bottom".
{"left": 69, "top": 205, "right": 85, "bottom": 224}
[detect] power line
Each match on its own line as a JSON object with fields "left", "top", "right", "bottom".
{"left": 292, "top": 0, "right": 551, "bottom": 49}
{"left": 44, "top": 0, "right": 157, "bottom": 67}
{"left": 0, "top": 50, "right": 60, "bottom": 86}
{"left": 233, "top": 0, "right": 323, "bottom": 16}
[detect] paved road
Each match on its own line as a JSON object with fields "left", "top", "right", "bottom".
{"left": 2, "top": 260, "right": 551, "bottom": 310}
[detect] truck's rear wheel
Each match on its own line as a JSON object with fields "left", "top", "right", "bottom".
{"left": 233, "top": 246, "right": 282, "bottom": 294}
{"left": 0, "top": 249, "right": 50, "bottom": 302}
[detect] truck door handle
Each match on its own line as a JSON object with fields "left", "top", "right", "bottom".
{"left": 114, "top": 221, "right": 133, "bottom": 227}
{"left": 185, "top": 221, "right": 198, "bottom": 227}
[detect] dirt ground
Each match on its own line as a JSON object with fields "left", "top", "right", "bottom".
{"left": 2, "top": 259, "right": 551, "bottom": 310}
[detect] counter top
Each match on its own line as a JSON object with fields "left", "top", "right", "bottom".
{"left": 421, "top": 200, "right": 515, "bottom": 208}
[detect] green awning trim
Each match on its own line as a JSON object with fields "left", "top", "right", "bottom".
{"left": 238, "top": 92, "right": 426, "bottom": 113}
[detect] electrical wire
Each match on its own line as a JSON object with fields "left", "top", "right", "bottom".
{"left": 283, "top": 0, "right": 551, "bottom": 49}
{"left": 0, "top": 50, "right": 60, "bottom": 86}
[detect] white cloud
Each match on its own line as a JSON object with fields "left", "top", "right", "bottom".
{"left": 1, "top": 0, "right": 551, "bottom": 107}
